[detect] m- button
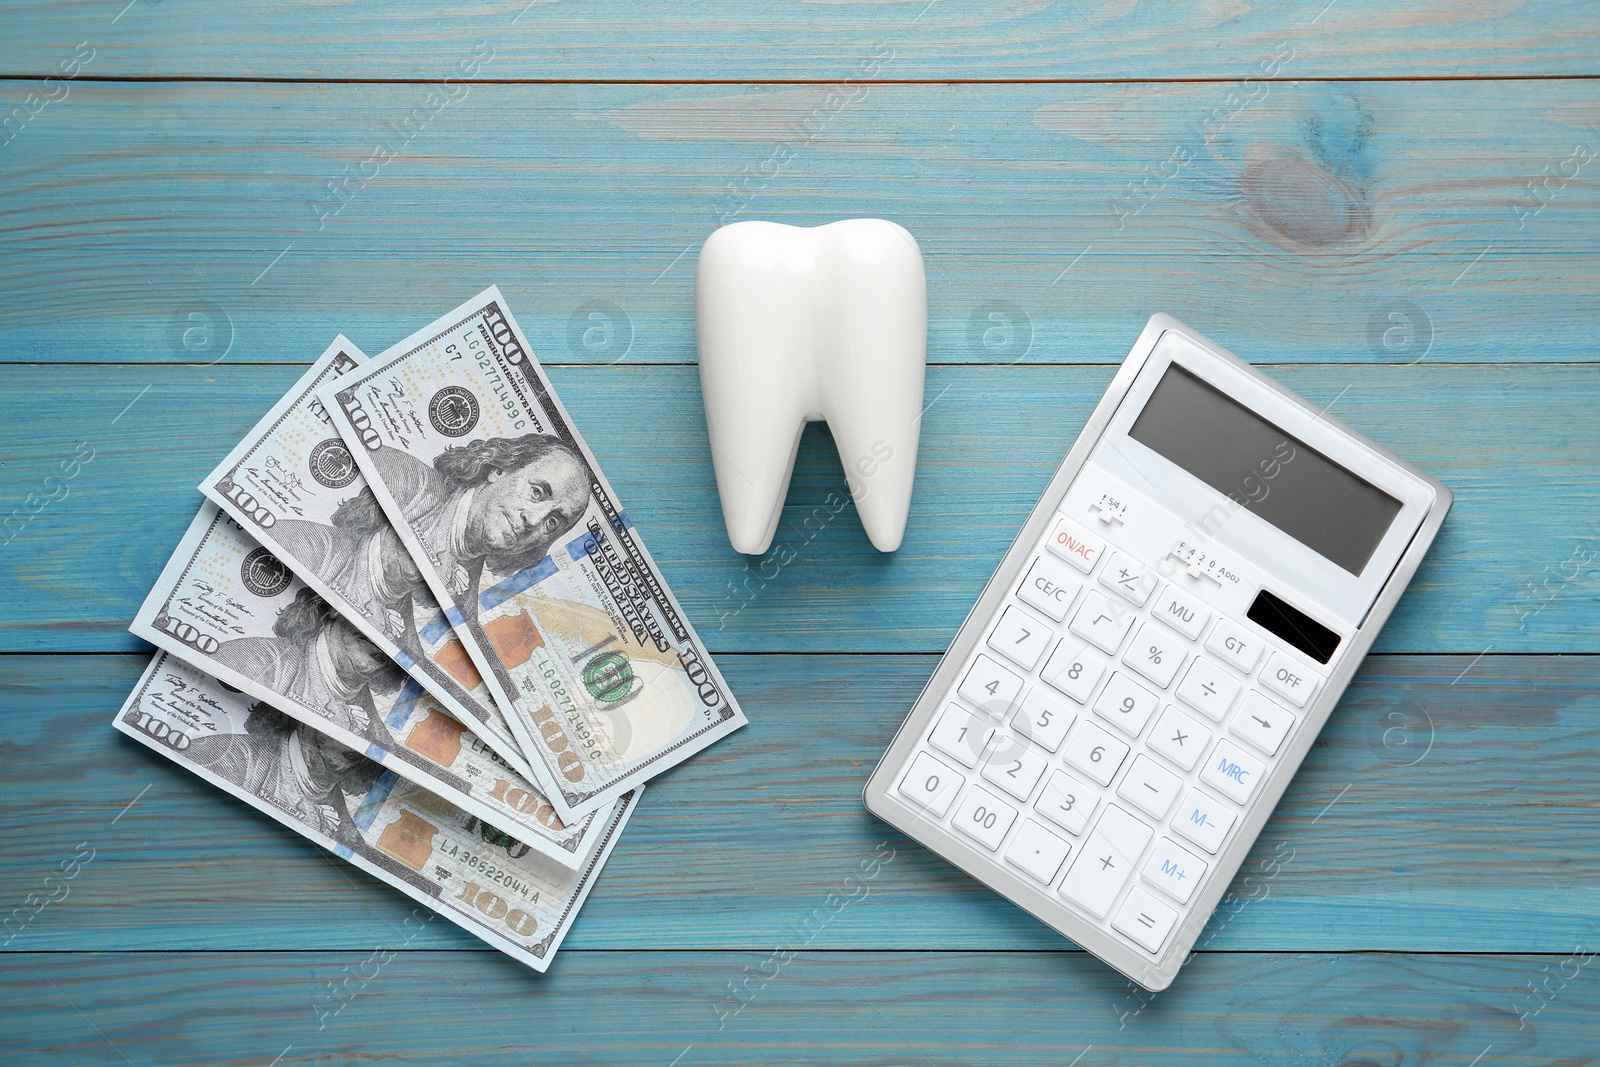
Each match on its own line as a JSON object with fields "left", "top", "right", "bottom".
{"left": 1260, "top": 651, "right": 1317, "bottom": 708}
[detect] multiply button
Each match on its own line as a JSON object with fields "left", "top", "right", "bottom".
{"left": 1045, "top": 517, "right": 1105, "bottom": 574}
{"left": 1017, "top": 555, "right": 1081, "bottom": 622}
{"left": 1260, "top": 651, "right": 1317, "bottom": 708}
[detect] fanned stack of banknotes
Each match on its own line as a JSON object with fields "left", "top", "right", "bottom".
{"left": 115, "top": 288, "right": 746, "bottom": 971}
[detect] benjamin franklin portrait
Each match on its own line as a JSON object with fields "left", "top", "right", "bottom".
{"left": 271, "top": 487, "right": 434, "bottom": 651}
{"left": 365, "top": 433, "right": 590, "bottom": 608}
{"left": 210, "top": 586, "right": 407, "bottom": 738}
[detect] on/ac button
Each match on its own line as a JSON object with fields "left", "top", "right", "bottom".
{"left": 1045, "top": 517, "right": 1105, "bottom": 574}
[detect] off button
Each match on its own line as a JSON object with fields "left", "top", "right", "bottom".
{"left": 1260, "top": 651, "right": 1317, "bottom": 708}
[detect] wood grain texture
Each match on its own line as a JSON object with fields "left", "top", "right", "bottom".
{"left": 1, "top": 363, "right": 1595, "bottom": 656}
{"left": 2, "top": 950, "right": 1592, "bottom": 1065}
{"left": 2, "top": 0, "right": 1598, "bottom": 80}
{"left": 2, "top": 82, "right": 1598, "bottom": 366}
{"left": 2, "top": 653, "right": 1595, "bottom": 954}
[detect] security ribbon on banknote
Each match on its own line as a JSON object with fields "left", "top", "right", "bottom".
{"left": 199, "top": 337, "right": 538, "bottom": 784}
{"left": 320, "top": 287, "right": 744, "bottom": 821}
{"left": 131, "top": 501, "right": 608, "bottom": 867}
{"left": 113, "top": 651, "right": 635, "bottom": 971}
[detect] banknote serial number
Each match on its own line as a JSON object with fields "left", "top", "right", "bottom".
{"left": 437, "top": 840, "right": 543, "bottom": 905}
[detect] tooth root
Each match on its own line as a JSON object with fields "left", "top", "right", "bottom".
{"left": 821, "top": 223, "right": 926, "bottom": 553}
{"left": 696, "top": 218, "right": 926, "bottom": 555}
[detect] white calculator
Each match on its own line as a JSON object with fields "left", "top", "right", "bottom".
{"left": 864, "top": 314, "right": 1451, "bottom": 990}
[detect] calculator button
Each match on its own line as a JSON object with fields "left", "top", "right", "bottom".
{"left": 1092, "top": 672, "right": 1160, "bottom": 738}
{"left": 1058, "top": 805, "right": 1152, "bottom": 919}
{"left": 897, "top": 752, "right": 964, "bottom": 817}
{"left": 928, "top": 704, "right": 994, "bottom": 768}
{"left": 1037, "top": 770, "right": 1099, "bottom": 836}
{"left": 1142, "top": 837, "right": 1208, "bottom": 904}
{"left": 952, "top": 785, "right": 1018, "bottom": 851}
{"left": 1152, "top": 583, "right": 1211, "bottom": 640}
{"left": 1005, "top": 819, "right": 1072, "bottom": 885}
{"left": 1116, "top": 755, "right": 1183, "bottom": 820}
{"left": 1175, "top": 657, "right": 1240, "bottom": 722}
{"left": 958, "top": 655, "right": 1024, "bottom": 718}
{"left": 1112, "top": 886, "right": 1179, "bottom": 953}
{"left": 1062, "top": 720, "right": 1129, "bottom": 786}
{"left": 981, "top": 737, "right": 1050, "bottom": 801}
{"left": 1146, "top": 706, "right": 1213, "bottom": 772}
{"left": 1122, "top": 622, "right": 1187, "bottom": 689}
{"left": 1231, "top": 692, "right": 1296, "bottom": 757}
{"left": 1205, "top": 617, "right": 1263, "bottom": 673}
{"left": 986, "top": 605, "right": 1053, "bottom": 672}
{"left": 1017, "top": 555, "right": 1081, "bottom": 622}
{"left": 1045, "top": 517, "right": 1104, "bottom": 573}
{"left": 1200, "top": 738, "right": 1267, "bottom": 804}
{"left": 1098, "top": 550, "right": 1158, "bottom": 607}
{"left": 1069, "top": 591, "right": 1136, "bottom": 654}
{"left": 1041, "top": 639, "right": 1107, "bottom": 703}
{"left": 1172, "top": 787, "right": 1236, "bottom": 854}
{"left": 1260, "top": 651, "right": 1318, "bottom": 708}
{"left": 1012, "top": 687, "right": 1077, "bottom": 753}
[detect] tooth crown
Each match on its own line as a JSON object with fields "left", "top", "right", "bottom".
{"left": 696, "top": 219, "right": 927, "bottom": 555}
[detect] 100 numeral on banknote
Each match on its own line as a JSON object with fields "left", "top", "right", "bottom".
{"left": 321, "top": 287, "right": 745, "bottom": 821}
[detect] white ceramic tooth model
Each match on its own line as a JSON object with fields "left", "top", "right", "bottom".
{"left": 695, "top": 219, "right": 926, "bottom": 555}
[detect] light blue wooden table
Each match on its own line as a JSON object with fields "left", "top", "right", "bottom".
{"left": 3, "top": 2, "right": 1598, "bottom": 1062}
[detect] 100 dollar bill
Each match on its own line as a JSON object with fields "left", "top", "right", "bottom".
{"left": 131, "top": 502, "right": 606, "bottom": 868}
{"left": 320, "top": 287, "right": 744, "bottom": 821}
{"left": 113, "top": 651, "right": 635, "bottom": 972}
{"left": 199, "top": 337, "right": 537, "bottom": 783}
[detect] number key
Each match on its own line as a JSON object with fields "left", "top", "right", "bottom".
{"left": 952, "top": 784, "right": 1018, "bottom": 851}
{"left": 1092, "top": 671, "right": 1159, "bottom": 738}
{"left": 1041, "top": 639, "right": 1106, "bottom": 704}
{"left": 1011, "top": 686, "right": 1077, "bottom": 753}
{"left": 1062, "top": 720, "right": 1129, "bottom": 786}
{"left": 1037, "top": 769, "right": 1099, "bottom": 835}
{"left": 981, "top": 736, "right": 1050, "bottom": 801}
{"left": 957, "top": 655, "right": 1024, "bottom": 718}
{"left": 986, "top": 605, "right": 1052, "bottom": 672}
{"left": 928, "top": 704, "right": 994, "bottom": 768}
{"left": 896, "top": 752, "right": 964, "bottom": 817}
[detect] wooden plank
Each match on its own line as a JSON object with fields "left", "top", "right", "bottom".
{"left": 2, "top": 81, "right": 1598, "bottom": 366}
{"left": 1, "top": 949, "right": 1591, "bottom": 1064}
{"left": 2, "top": 0, "right": 1598, "bottom": 80}
{"left": 1, "top": 363, "right": 1595, "bottom": 655}
{"left": 2, "top": 653, "right": 1594, "bottom": 953}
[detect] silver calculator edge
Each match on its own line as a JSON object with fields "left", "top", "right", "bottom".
{"left": 862, "top": 312, "right": 1453, "bottom": 992}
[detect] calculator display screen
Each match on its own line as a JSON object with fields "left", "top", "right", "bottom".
{"left": 1128, "top": 364, "right": 1403, "bottom": 575}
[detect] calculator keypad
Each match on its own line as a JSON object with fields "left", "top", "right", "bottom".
{"left": 889, "top": 500, "right": 1326, "bottom": 959}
